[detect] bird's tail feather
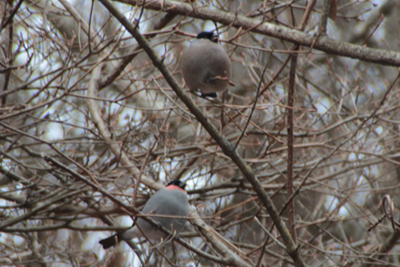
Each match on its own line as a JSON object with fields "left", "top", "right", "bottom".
{"left": 99, "top": 234, "right": 121, "bottom": 249}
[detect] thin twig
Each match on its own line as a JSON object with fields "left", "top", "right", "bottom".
{"left": 235, "top": 50, "right": 273, "bottom": 150}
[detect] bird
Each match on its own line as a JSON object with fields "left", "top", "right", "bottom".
{"left": 181, "top": 31, "right": 235, "bottom": 98}
{"left": 99, "top": 179, "right": 189, "bottom": 249}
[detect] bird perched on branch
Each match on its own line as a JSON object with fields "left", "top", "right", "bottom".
{"left": 181, "top": 31, "right": 235, "bottom": 98}
{"left": 99, "top": 180, "right": 189, "bottom": 249}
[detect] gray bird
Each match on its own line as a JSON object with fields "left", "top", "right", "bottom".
{"left": 99, "top": 180, "right": 189, "bottom": 249}
{"left": 181, "top": 31, "right": 235, "bottom": 98}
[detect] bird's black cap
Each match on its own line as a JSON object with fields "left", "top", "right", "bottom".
{"left": 167, "top": 179, "right": 186, "bottom": 189}
{"left": 196, "top": 31, "right": 218, "bottom": 43}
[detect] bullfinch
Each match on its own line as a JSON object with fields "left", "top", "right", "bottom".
{"left": 181, "top": 31, "right": 235, "bottom": 98}
{"left": 99, "top": 179, "right": 189, "bottom": 249}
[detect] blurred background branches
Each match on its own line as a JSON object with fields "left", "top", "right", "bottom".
{"left": 1, "top": 0, "right": 400, "bottom": 266}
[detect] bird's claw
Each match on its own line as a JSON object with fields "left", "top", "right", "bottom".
{"left": 154, "top": 222, "right": 162, "bottom": 231}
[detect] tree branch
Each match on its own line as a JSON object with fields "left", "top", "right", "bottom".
{"left": 98, "top": 0, "right": 305, "bottom": 265}
{"left": 118, "top": 0, "right": 400, "bottom": 66}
